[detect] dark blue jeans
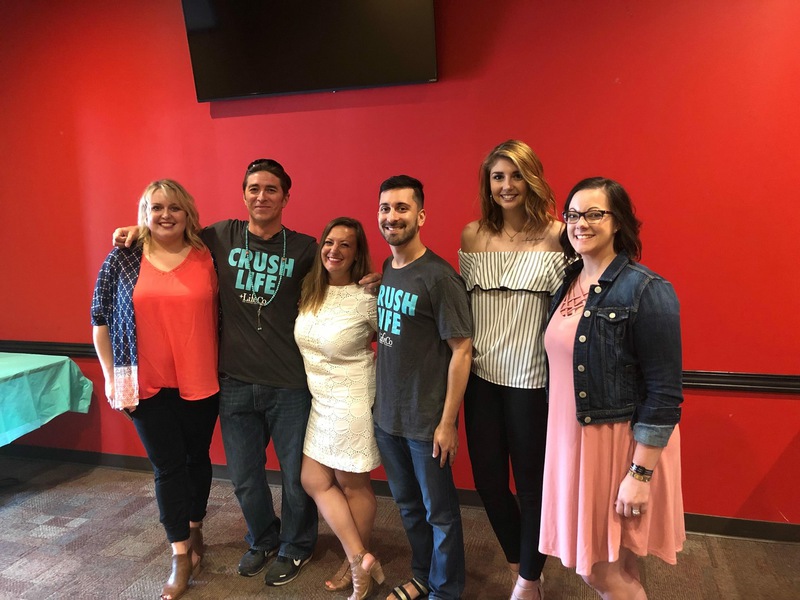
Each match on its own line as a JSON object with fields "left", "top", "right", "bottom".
{"left": 218, "top": 375, "right": 317, "bottom": 560}
{"left": 375, "top": 425, "right": 465, "bottom": 600}
{"left": 463, "top": 373, "right": 547, "bottom": 580}
{"left": 131, "top": 388, "right": 219, "bottom": 543}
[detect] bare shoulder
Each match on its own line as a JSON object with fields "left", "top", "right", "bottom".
{"left": 541, "top": 219, "right": 563, "bottom": 252}
{"left": 460, "top": 220, "right": 482, "bottom": 252}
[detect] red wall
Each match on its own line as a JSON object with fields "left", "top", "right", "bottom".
{"left": 2, "top": 0, "right": 798, "bottom": 523}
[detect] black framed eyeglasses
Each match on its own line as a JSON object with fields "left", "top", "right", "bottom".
{"left": 562, "top": 210, "right": 613, "bottom": 224}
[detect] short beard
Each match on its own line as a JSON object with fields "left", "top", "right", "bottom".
{"left": 381, "top": 224, "right": 417, "bottom": 247}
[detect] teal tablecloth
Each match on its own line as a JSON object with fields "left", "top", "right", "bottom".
{"left": 0, "top": 353, "right": 93, "bottom": 446}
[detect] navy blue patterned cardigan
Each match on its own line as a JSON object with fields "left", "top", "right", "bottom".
{"left": 90, "top": 246, "right": 143, "bottom": 409}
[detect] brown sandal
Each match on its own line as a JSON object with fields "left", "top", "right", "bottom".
{"left": 325, "top": 557, "right": 353, "bottom": 591}
{"left": 188, "top": 524, "right": 204, "bottom": 574}
{"left": 349, "top": 552, "right": 385, "bottom": 600}
{"left": 160, "top": 553, "right": 191, "bottom": 600}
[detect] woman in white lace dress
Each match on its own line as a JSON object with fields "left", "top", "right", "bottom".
{"left": 295, "top": 217, "right": 382, "bottom": 598}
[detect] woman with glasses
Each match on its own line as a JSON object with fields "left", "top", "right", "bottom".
{"left": 91, "top": 180, "right": 219, "bottom": 600}
{"left": 295, "top": 217, "right": 384, "bottom": 600}
{"left": 541, "top": 177, "right": 685, "bottom": 599}
{"left": 458, "top": 140, "right": 565, "bottom": 600}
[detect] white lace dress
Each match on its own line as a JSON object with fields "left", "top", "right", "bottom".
{"left": 294, "top": 284, "right": 381, "bottom": 472}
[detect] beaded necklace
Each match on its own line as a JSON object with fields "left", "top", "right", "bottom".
{"left": 244, "top": 225, "right": 287, "bottom": 331}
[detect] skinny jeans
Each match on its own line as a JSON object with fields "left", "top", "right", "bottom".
{"left": 463, "top": 373, "right": 547, "bottom": 580}
{"left": 131, "top": 388, "right": 219, "bottom": 543}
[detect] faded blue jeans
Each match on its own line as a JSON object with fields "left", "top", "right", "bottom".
{"left": 375, "top": 425, "right": 465, "bottom": 600}
{"left": 218, "top": 375, "right": 317, "bottom": 560}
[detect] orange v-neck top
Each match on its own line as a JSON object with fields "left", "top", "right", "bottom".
{"left": 133, "top": 246, "right": 219, "bottom": 400}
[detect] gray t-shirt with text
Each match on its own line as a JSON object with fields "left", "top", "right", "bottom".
{"left": 375, "top": 249, "right": 473, "bottom": 441}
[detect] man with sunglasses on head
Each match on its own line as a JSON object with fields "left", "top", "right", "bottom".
{"left": 113, "top": 159, "right": 379, "bottom": 588}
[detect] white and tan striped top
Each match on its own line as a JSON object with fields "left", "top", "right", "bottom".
{"left": 458, "top": 250, "right": 566, "bottom": 389}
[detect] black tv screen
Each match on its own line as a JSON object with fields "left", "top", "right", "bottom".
{"left": 181, "top": 0, "right": 438, "bottom": 102}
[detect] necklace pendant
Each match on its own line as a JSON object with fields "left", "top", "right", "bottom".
{"left": 245, "top": 225, "right": 287, "bottom": 331}
{"left": 503, "top": 226, "right": 522, "bottom": 242}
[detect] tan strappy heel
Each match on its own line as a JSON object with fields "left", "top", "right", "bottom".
{"left": 349, "top": 551, "right": 386, "bottom": 600}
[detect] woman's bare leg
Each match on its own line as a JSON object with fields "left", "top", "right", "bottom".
{"left": 301, "top": 455, "right": 375, "bottom": 561}
{"left": 335, "top": 469, "right": 377, "bottom": 551}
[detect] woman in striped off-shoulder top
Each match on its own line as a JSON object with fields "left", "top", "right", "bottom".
{"left": 459, "top": 140, "right": 566, "bottom": 600}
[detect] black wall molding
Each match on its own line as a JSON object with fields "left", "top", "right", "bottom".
{"left": 2, "top": 444, "right": 797, "bottom": 544}
{"left": 682, "top": 370, "right": 799, "bottom": 394}
{"left": 3, "top": 341, "right": 796, "bottom": 394}
{"left": 0, "top": 340, "right": 97, "bottom": 358}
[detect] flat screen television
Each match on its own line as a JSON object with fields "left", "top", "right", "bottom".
{"left": 181, "top": 0, "right": 438, "bottom": 102}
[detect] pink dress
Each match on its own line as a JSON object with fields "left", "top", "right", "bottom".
{"left": 539, "top": 301, "right": 685, "bottom": 576}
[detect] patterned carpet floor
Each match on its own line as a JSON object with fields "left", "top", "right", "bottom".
{"left": 0, "top": 456, "right": 797, "bottom": 599}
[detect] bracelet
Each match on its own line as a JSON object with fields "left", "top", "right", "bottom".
{"left": 629, "top": 463, "right": 654, "bottom": 477}
{"left": 628, "top": 469, "right": 652, "bottom": 483}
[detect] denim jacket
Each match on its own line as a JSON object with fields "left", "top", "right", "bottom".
{"left": 547, "top": 252, "right": 682, "bottom": 447}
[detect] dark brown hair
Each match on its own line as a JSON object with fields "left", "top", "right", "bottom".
{"left": 560, "top": 177, "right": 642, "bottom": 261}
{"left": 379, "top": 174, "right": 424, "bottom": 208}
{"left": 242, "top": 158, "right": 292, "bottom": 193}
